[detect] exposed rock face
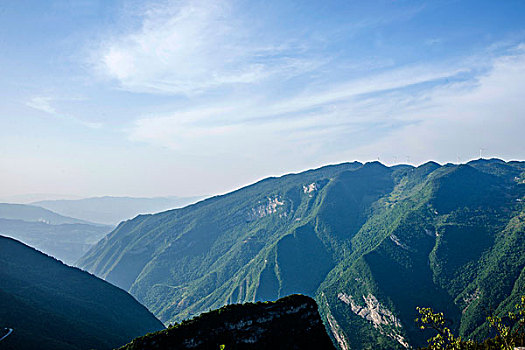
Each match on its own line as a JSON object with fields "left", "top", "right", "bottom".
{"left": 461, "top": 289, "right": 481, "bottom": 314}
{"left": 338, "top": 293, "right": 408, "bottom": 348}
{"left": 303, "top": 182, "right": 318, "bottom": 194}
{"left": 338, "top": 293, "right": 401, "bottom": 328}
{"left": 389, "top": 234, "right": 411, "bottom": 251}
{"left": 324, "top": 298, "right": 350, "bottom": 350}
{"left": 246, "top": 196, "right": 284, "bottom": 221}
{"left": 118, "top": 294, "right": 336, "bottom": 350}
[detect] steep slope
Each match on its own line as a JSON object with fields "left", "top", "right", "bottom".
{"left": 33, "top": 196, "right": 204, "bottom": 225}
{"left": 78, "top": 162, "right": 364, "bottom": 323}
{"left": 0, "top": 218, "right": 112, "bottom": 265}
{"left": 0, "top": 235, "right": 164, "bottom": 350}
{"left": 79, "top": 159, "right": 525, "bottom": 349}
{"left": 118, "top": 294, "right": 336, "bottom": 350}
{"left": 318, "top": 160, "right": 525, "bottom": 349}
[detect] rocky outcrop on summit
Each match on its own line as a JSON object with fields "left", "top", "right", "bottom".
{"left": 118, "top": 294, "right": 336, "bottom": 350}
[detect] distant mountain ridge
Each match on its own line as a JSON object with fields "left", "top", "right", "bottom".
{"left": 0, "top": 218, "right": 111, "bottom": 265}
{"left": 0, "top": 235, "right": 164, "bottom": 350}
{"left": 33, "top": 195, "right": 204, "bottom": 225}
{"left": 0, "top": 203, "right": 112, "bottom": 264}
{"left": 0, "top": 203, "right": 96, "bottom": 225}
{"left": 78, "top": 159, "right": 525, "bottom": 349}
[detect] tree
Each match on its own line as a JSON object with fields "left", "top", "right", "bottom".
{"left": 416, "top": 296, "right": 525, "bottom": 350}
{"left": 486, "top": 296, "right": 525, "bottom": 350}
{"left": 416, "top": 307, "right": 474, "bottom": 350}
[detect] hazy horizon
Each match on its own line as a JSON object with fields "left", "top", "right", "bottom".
{"left": 1, "top": 157, "right": 521, "bottom": 202}
{"left": 1, "top": 1, "right": 524, "bottom": 199}
{"left": 0, "top": 192, "right": 203, "bottom": 204}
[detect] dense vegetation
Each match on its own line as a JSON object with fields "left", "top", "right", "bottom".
{"left": 416, "top": 295, "right": 525, "bottom": 349}
{"left": 118, "top": 294, "right": 336, "bottom": 350}
{"left": 0, "top": 235, "right": 164, "bottom": 350}
{"left": 79, "top": 159, "right": 525, "bottom": 349}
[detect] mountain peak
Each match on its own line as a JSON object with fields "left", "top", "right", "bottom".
{"left": 118, "top": 294, "right": 335, "bottom": 350}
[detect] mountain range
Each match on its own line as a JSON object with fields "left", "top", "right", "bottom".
{"left": 0, "top": 235, "right": 164, "bottom": 350}
{"left": 0, "top": 203, "right": 112, "bottom": 264}
{"left": 33, "top": 196, "right": 204, "bottom": 225}
{"left": 79, "top": 159, "right": 525, "bottom": 349}
{"left": 0, "top": 203, "right": 96, "bottom": 225}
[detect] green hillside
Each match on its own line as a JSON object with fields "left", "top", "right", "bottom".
{"left": 0, "top": 235, "right": 164, "bottom": 350}
{"left": 118, "top": 294, "right": 336, "bottom": 350}
{"left": 78, "top": 159, "right": 525, "bottom": 349}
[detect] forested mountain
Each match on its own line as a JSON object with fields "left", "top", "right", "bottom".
{"left": 0, "top": 235, "right": 164, "bottom": 350}
{"left": 33, "top": 195, "right": 204, "bottom": 225}
{"left": 78, "top": 159, "right": 525, "bottom": 349}
{"left": 119, "top": 294, "right": 335, "bottom": 350}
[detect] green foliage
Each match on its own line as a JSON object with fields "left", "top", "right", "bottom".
{"left": 417, "top": 296, "right": 525, "bottom": 350}
{"left": 486, "top": 295, "right": 525, "bottom": 350}
{"left": 416, "top": 307, "right": 474, "bottom": 349}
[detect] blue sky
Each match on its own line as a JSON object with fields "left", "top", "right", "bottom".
{"left": 1, "top": 0, "right": 524, "bottom": 199}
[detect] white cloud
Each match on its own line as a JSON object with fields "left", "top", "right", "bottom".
{"left": 348, "top": 48, "right": 525, "bottom": 164}
{"left": 26, "top": 96, "right": 56, "bottom": 114}
{"left": 97, "top": 0, "right": 322, "bottom": 95}
{"left": 98, "top": 0, "right": 523, "bottom": 168}
{"left": 25, "top": 95, "right": 102, "bottom": 129}
{"left": 261, "top": 63, "right": 470, "bottom": 119}
{"left": 128, "top": 59, "right": 471, "bottom": 148}
{"left": 127, "top": 46, "right": 525, "bottom": 165}
{"left": 128, "top": 105, "right": 242, "bottom": 149}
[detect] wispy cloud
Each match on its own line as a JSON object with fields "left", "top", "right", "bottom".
{"left": 26, "top": 96, "right": 56, "bottom": 115}
{"left": 128, "top": 45, "right": 525, "bottom": 163}
{"left": 128, "top": 57, "right": 473, "bottom": 134}
{"left": 348, "top": 46, "right": 525, "bottom": 163}
{"left": 26, "top": 95, "right": 102, "bottom": 129}
{"left": 96, "top": 0, "right": 324, "bottom": 95}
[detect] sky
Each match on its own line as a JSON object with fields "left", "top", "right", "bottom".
{"left": 1, "top": 0, "right": 524, "bottom": 199}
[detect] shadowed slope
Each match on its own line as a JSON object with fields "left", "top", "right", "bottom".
{"left": 0, "top": 235, "right": 164, "bottom": 350}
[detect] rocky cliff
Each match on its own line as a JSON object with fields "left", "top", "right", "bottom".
{"left": 118, "top": 294, "right": 336, "bottom": 350}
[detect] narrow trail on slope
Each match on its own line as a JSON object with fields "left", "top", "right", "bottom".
{"left": 0, "top": 328, "right": 13, "bottom": 342}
